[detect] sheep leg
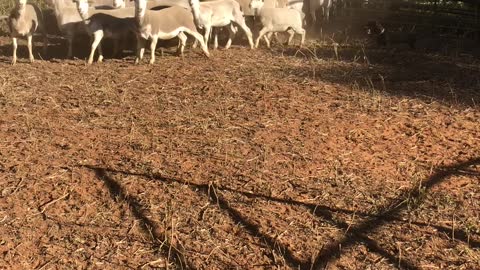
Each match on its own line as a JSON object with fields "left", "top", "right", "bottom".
{"left": 192, "top": 25, "right": 210, "bottom": 49}
{"left": 324, "top": 4, "right": 330, "bottom": 21}
{"left": 27, "top": 35, "right": 35, "bottom": 63}
{"left": 177, "top": 38, "right": 182, "bottom": 53}
{"left": 139, "top": 43, "right": 145, "bottom": 61}
{"left": 286, "top": 29, "right": 295, "bottom": 46}
{"left": 149, "top": 36, "right": 158, "bottom": 64}
{"left": 301, "top": 30, "right": 306, "bottom": 48}
{"left": 204, "top": 25, "right": 211, "bottom": 49}
{"left": 88, "top": 31, "right": 103, "bottom": 64}
{"left": 185, "top": 29, "right": 210, "bottom": 58}
{"left": 177, "top": 32, "right": 187, "bottom": 58}
{"left": 11, "top": 37, "right": 18, "bottom": 65}
{"left": 254, "top": 30, "right": 262, "bottom": 48}
{"left": 264, "top": 34, "right": 272, "bottom": 48}
{"left": 266, "top": 32, "right": 282, "bottom": 45}
{"left": 67, "top": 34, "right": 74, "bottom": 59}
{"left": 97, "top": 42, "right": 104, "bottom": 63}
{"left": 135, "top": 36, "right": 145, "bottom": 64}
{"left": 292, "top": 27, "right": 306, "bottom": 48}
{"left": 264, "top": 32, "right": 272, "bottom": 45}
{"left": 255, "top": 27, "right": 271, "bottom": 48}
{"left": 225, "top": 24, "right": 236, "bottom": 50}
{"left": 234, "top": 21, "right": 254, "bottom": 49}
{"left": 310, "top": 9, "right": 316, "bottom": 26}
{"left": 213, "top": 28, "right": 219, "bottom": 50}
{"left": 233, "top": 14, "right": 254, "bottom": 49}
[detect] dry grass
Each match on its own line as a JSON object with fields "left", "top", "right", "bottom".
{"left": 0, "top": 0, "right": 47, "bottom": 14}
{"left": 0, "top": 36, "right": 479, "bottom": 269}
{"left": 0, "top": 0, "right": 15, "bottom": 15}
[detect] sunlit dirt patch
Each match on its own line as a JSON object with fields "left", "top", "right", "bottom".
{"left": 0, "top": 38, "right": 479, "bottom": 269}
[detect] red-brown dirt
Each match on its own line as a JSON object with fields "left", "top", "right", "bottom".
{"left": 0, "top": 35, "right": 479, "bottom": 269}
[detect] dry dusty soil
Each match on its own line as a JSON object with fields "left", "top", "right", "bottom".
{"left": 0, "top": 35, "right": 479, "bottom": 269}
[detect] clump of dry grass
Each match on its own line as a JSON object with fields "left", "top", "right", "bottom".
{"left": 0, "top": 0, "right": 47, "bottom": 15}
{"left": 0, "top": 0, "right": 15, "bottom": 16}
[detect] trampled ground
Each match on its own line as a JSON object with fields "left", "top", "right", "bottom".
{"left": 0, "top": 36, "right": 479, "bottom": 269}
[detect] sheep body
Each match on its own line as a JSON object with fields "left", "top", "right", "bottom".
{"left": 8, "top": 0, "right": 47, "bottom": 64}
{"left": 47, "top": 0, "right": 132, "bottom": 58}
{"left": 134, "top": 0, "right": 209, "bottom": 64}
{"left": 192, "top": 0, "right": 253, "bottom": 49}
{"left": 250, "top": 0, "right": 305, "bottom": 48}
{"left": 75, "top": 0, "right": 136, "bottom": 64}
{"left": 309, "top": 0, "right": 332, "bottom": 23}
{"left": 114, "top": 0, "right": 193, "bottom": 9}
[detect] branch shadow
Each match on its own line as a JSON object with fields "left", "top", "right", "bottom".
{"left": 309, "top": 157, "right": 480, "bottom": 269}
{"left": 83, "top": 166, "right": 194, "bottom": 270}
{"left": 81, "top": 156, "right": 479, "bottom": 269}
{"left": 83, "top": 165, "right": 307, "bottom": 269}
{"left": 211, "top": 186, "right": 480, "bottom": 250}
{"left": 205, "top": 184, "right": 308, "bottom": 268}
{"left": 82, "top": 165, "right": 416, "bottom": 269}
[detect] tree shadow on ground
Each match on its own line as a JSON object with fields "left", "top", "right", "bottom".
{"left": 85, "top": 167, "right": 194, "bottom": 270}
{"left": 81, "top": 156, "right": 480, "bottom": 269}
{"left": 83, "top": 164, "right": 306, "bottom": 269}
{"left": 275, "top": 45, "right": 480, "bottom": 108}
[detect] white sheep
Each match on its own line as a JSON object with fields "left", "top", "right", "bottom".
{"left": 74, "top": 0, "right": 136, "bottom": 64}
{"left": 114, "top": 0, "right": 193, "bottom": 9}
{"left": 309, "top": 0, "right": 332, "bottom": 23}
{"left": 132, "top": 0, "right": 210, "bottom": 64}
{"left": 249, "top": 0, "right": 305, "bottom": 48}
{"left": 263, "top": 0, "right": 306, "bottom": 45}
{"left": 47, "top": 0, "right": 133, "bottom": 59}
{"left": 46, "top": 0, "right": 84, "bottom": 58}
{"left": 8, "top": 0, "right": 48, "bottom": 65}
{"left": 190, "top": 0, "right": 254, "bottom": 50}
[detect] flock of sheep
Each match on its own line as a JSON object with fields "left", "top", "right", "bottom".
{"left": 5, "top": 0, "right": 340, "bottom": 65}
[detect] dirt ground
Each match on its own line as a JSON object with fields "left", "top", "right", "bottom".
{"left": 0, "top": 34, "right": 479, "bottom": 270}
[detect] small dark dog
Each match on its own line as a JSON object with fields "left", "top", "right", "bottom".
{"left": 365, "top": 21, "right": 416, "bottom": 49}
